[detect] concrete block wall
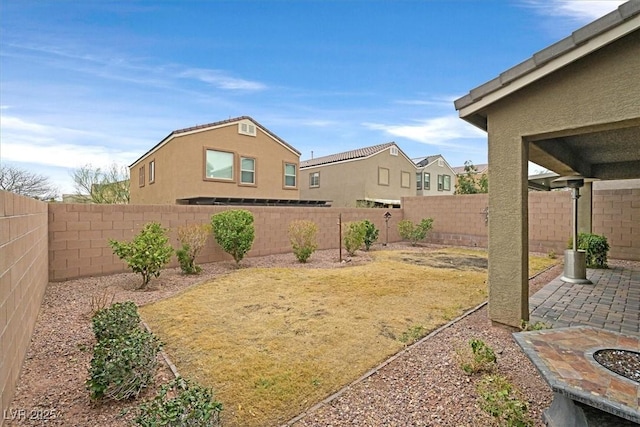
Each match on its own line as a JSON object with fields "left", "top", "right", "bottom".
{"left": 593, "top": 188, "right": 640, "bottom": 260}
{"left": 48, "top": 204, "right": 404, "bottom": 281}
{"left": 0, "top": 191, "right": 49, "bottom": 425}
{"left": 528, "top": 191, "right": 572, "bottom": 254}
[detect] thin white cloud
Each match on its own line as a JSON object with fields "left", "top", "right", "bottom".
{"left": 525, "top": 1, "right": 625, "bottom": 22}
{"left": 363, "top": 115, "right": 486, "bottom": 147}
{"left": 180, "top": 68, "right": 267, "bottom": 91}
{"left": 394, "top": 95, "right": 461, "bottom": 108}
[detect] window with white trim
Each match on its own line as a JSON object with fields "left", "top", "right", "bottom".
{"left": 284, "top": 163, "right": 296, "bottom": 187}
{"left": 205, "top": 149, "right": 234, "bottom": 180}
{"left": 309, "top": 172, "right": 320, "bottom": 188}
{"left": 240, "top": 157, "right": 255, "bottom": 184}
{"left": 443, "top": 174, "right": 451, "bottom": 191}
{"left": 149, "top": 160, "right": 155, "bottom": 184}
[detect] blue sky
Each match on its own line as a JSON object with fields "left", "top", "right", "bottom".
{"left": 0, "top": 0, "right": 625, "bottom": 195}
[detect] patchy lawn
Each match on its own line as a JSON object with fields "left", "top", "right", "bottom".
{"left": 139, "top": 248, "right": 557, "bottom": 427}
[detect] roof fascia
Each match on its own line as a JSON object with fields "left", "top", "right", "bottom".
{"left": 457, "top": 15, "right": 640, "bottom": 128}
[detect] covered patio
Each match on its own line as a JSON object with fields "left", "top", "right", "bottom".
{"left": 454, "top": 1, "right": 640, "bottom": 328}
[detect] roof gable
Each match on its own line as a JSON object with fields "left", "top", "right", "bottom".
{"left": 300, "top": 142, "right": 412, "bottom": 168}
{"left": 129, "top": 116, "right": 300, "bottom": 167}
{"left": 455, "top": 1, "right": 640, "bottom": 129}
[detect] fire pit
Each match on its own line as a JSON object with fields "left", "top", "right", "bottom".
{"left": 514, "top": 326, "right": 639, "bottom": 426}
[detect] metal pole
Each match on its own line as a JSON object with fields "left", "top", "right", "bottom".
{"left": 572, "top": 187, "right": 580, "bottom": 251}
{"left": 338, "top": 213, "right": 342, "bottom": 262}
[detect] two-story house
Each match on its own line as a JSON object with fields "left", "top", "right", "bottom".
{"left": 413, "top": 155, "right": 456, "bottom": 196}
{"left": 299, "top": 142, "right": 416, "bottom": 208}
{"left": 129, "top": 116, "right": 302, "bottom": 205}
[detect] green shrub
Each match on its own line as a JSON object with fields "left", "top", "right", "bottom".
{"left": 86, "top": 328, "right": 161, "bottom": 401}
{"left": 458, "top": 338, "right": 497, "bottom": 375}
{"left": 211, "top": 210, "right": 255, "bottom": 265}
{"left": 343, "top": 221, "right": 366, "bottom": 256}
{"left": 397, "top": 218, "right": 434, "bottom": 246}
{"left": 399, "top": 325, "right": 426, "bottom": 344}
{"left": 135, "top": 377, "right": 223, "bottom": 427}
{"left": 109, "top": 222, "right": 174, "bottom": 289}
{"left": 567, "top": 232, "right": 609, "bottom": 268}
{"left": 288, "top": 220, "right": 318, "bottom": 263}
{"left": 361, "top": 220, "right": 379, "bottom": 251}
{"left": 176, "top": 223, "right": 211, "bottom": 274}
{"left": 477, "top": 374, "right": 533, "bottom": 427}
{"left": 92, "top": 301, "right": 140, "bottom": 341}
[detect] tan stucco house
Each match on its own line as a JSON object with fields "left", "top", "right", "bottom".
{"left": 129, "top": 116, "right": 302, "bottom": 205}
{"left": 299, "top": 142, "right": 417, "bottom": 208}
{"left": 455, "top": 1, "right": 640, "bottom": 327}
{"left": 413, "top": 155, "right": 457, "bottom": 196}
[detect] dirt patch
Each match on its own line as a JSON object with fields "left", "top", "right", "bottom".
{"left": 395, "top": 251, "right": 488, "bottom": 271}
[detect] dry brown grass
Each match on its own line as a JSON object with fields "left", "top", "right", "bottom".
{"left": 139, "top": 248, "right": 557, "bottom": 427}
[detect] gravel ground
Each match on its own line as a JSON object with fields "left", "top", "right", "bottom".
{"left": 7, "top": 244, "right": 560, "bottom": 426}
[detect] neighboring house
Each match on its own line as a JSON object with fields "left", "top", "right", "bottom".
{"left": 129, "top": 116, "right": 303, "bottom": 205}
{"left": 412, "top": 155, "right": 456, "bottom": 196}
{"left": 299, "top": 142, "right": 416, "bottom": 208}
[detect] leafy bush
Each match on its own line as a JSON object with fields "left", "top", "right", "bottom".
{"left": 567, "top": 232, "right": 609, "bottom": 268}
{"left": 135, "top": 377, "right": 223, "bottom": 427}
{"left": 343, "top": 221, "right": 366, "bottom": 256}
{"left": 397, "top": 218, "right": 434, "bottom": 246}
{"left": 288, "top": 220, "right": 318, "bottom": 263}
{"left": 211, "top": 210, "right": 255, "bottom": 265}
{"left": 458, "top": 338, "right": 497, "bottom": 375}
{"left": 86, "top": 328, "right": 161, "bottom": 401}
{"left": 109, "top": 222, "right": 174, "bottom": 289}
{"left": 477, "top": 374, "right": 533, "bottom": 427}
{"left": 361, "top": 220, "right": 379, "bottom": 251}
{"left": 176, "top": 223, "right": 211, "bottom": 274}
{"left": 92, "top": 301, "right": 140, "bottom": 341}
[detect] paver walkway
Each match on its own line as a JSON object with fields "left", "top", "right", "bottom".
{"left": 530, "top": 263, "right": 640, "bottom": 334}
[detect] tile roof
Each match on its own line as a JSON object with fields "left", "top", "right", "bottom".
{"left": 412, "top": 155, "right": 442, "bottom": 168}
{"left": 454, "top": 1, "right": 640, "bottom": 113}
{"left": 129, "top": 116, "right": 299, "bottom": 167}
{"left": 300, "top": 142, "right": 397, "bottom": 168}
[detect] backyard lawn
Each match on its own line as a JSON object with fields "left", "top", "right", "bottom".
{"left": 139, "top": 247, "right": 557, "bottom": 427}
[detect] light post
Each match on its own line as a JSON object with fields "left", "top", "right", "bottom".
{"left": 554, "top": 176, "right": 592, "bottom": 284}
{"left": 383, "top": 211, "right": 391, "bottom": 246}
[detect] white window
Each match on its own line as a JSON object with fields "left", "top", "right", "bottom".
{"left": 149, "top": 160, "right": 155, "bottom": 184}
{"left": 239, "top": 122, "right": 257, "bottom": 136}
{"left": 284, "top": 163, "right": 296, "bottom": 187}
{"left": 240, "top": 157, "right": 255, "bottom": 184}
{"left": 309, "top": 172, "right": 320, "bottom": 187}
{"left": 206, "top": 150, "right": 234, "bottom": 180}
{"left": 443, "top": 174, "right": 451, "bottom": 191}
{"left": 390, "top": 146, "right": 398, "bottom": 156}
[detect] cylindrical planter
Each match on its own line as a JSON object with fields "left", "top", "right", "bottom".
{"left": 561, "top": 249, "right": 592, "bottom": 284}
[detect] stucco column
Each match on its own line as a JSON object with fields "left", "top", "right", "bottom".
{"left": 488, "top": 133, "right": 529, "bottom": 327}
{"left": 578, "top": 182, "right": 592, "bottom": 234}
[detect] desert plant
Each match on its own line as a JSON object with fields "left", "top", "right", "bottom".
{"left": 134, "top": 377, "right": 223, "bottom": 427}
{"left": 88, "top": 289, "right": 116, "bottom": 318}
{"left": 397, "top": 218, "right": 434, "bottom": 246}
{"left": 86, "top": 328, "right": 161, "bottom": 401}
{"left": 288, "top": 220, "right": 319, "bottom": 263}
{"left": 109, "top": 222, "right": 174, "bottom": 289}
{"left": 361, "top": 220, "right": 379, "bottom": 251}
{"left": 458, "top": 338, "right": 497, "bottom": 375}
{"left": 211, "top": 210, "right": 255, "bottom": 265}
{"left": 477, "top": 374, "right": 533, "bottom": 427}
{"left": 176, "top": 223, "right": 212, "bottom": 274}
{"left": 92, "top": 301, "right": 141, "bottom": 341}
{"left": 343, "top": 221, "right": 366, "bottom": 256}
{"left": 568, "top": 232, "right": 609, "bottom": 268}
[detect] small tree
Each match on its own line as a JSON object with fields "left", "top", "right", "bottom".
{"left": 289, "top": 220, "right": 318, "bottom": 263}
{"left": 176, "top": 223, "right": 212, "bottom": 274}
{"left": 0, "top": 165, "right": 58, "bottom": 200}
{"left": 361, "top": 220, "right": 379, "bottom": 251}
{"left": 343, "top": 221, "right": 366, "bottom": 256}
{"left": 455, "top": 161, "right": 488, "bottom": 195}
{"left": 211, "top": 210, "right": 255, "bottom": 265}
{"left": 398, "top": 218, "right": 434, "bottom": 246}
{"left": 71, "top": 163, "right": 130, "bottom": 204}
{"left": 109, "top": 222, "right": 174, "bottom": 288}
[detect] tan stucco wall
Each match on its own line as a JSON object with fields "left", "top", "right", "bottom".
{"left": 300, "top": 149, "right": 417, "bottom": 207}
{"left": 130, "top": 123, "right": 300, "bottom": 204}
{"left": 483, "top": 29, "right": 640, "bottom": 327}
{"left": 0, "top": 191, "right": 48, "bottom": 424}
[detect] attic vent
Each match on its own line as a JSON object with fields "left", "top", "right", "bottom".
{"left": 239, "top": 122, "right": 257, "bottom": 136}
{"left": 390, "top": 146, "right": 398, "bottom": 156}
{"left": 438, "top": 158, "right": 444, "bottom": 167}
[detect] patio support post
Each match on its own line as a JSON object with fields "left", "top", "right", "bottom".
{"left": 487, "top": 132, "right": 529, "bottom": 328}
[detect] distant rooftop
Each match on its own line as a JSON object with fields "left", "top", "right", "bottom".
{"left": 300, "top": 142, "right": 397, "bottom": 168}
